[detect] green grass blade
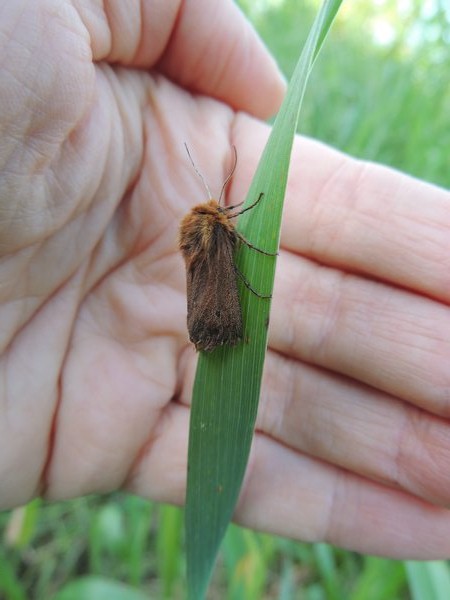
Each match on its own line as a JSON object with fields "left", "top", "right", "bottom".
{"left": 350, "top": 557, "right": 406, "bottom": 600}
{"left": 312, "top": 544, "right": 340, "bottom": 600}
{"left": 156, "top": 505, "right": 183, "bottom": 598}
{"left": 52, "top": 576, "right": 148, "bottom": 600}
{"left": 185, "top": 1, "right": 343, "bottom": 598}
{"left": 406, "top": 561, "right": 450, "bottom": 600}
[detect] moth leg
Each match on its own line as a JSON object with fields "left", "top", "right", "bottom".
{"left": 224, "top": 241, "right": 272, "bottom": 299}
{"left": 228, "top": 192, "right": 265, "bottom": 218}
{"left": 236, "top": 232, "right": 278, "bottom": 256}
{"left": 233, "top": 265, "right": 272, "bottom": 299}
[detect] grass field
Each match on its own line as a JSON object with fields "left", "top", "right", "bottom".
{"left": 1, "top": 1, "right": 449, "bottom": 598}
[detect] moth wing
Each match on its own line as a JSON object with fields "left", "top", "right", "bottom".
{"left": 186, "top": 225, "right": 242, "bottom": 352}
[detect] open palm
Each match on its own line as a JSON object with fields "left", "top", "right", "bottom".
{"left": 2, "top": 0, "right": 450, "bottom": 560}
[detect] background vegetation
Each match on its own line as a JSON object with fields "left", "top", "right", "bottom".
{"left": 1, "top": 1, "right": 449, "bottom": 598}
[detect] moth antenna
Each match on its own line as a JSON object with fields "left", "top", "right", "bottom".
{"left": 184, "top": 143, "right": 212, "bottom": 200}
{"left": 218, "top": 145, "right": 238, "bottom": 206}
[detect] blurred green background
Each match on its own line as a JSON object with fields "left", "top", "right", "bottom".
{"left": 250, "top": 0, "right": 450, "bottom": 188}
{"left": 1, "top": 1, "right": 449, "bottom": 598}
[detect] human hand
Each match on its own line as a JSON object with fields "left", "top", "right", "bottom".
{"left": 0, "top": 0, "right": 283, "bottom": 506}
{"left": 2, "top": 0, "right": 450, "bottom": 561}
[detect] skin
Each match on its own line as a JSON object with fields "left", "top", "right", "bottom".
{"left": 1, "top": 0, "right": 450, "bottom": 559}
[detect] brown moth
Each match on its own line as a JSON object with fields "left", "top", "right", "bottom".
{"left": 179, "top": 145, "right": 275, "bottom": 352}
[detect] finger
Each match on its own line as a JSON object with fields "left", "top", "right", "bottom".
{"left": 237, "top": 433, "right": 450, "bottom": 560}
{"left": 127, "top": 402, "right": 450, "bottom": 559}
{"left": 282, "top": 137, "right": 450, "bottom": 303}
{"left": 232, "top": 119, "right": 450, "bottom": 302}
{"left": 257, "top": 351, "right": 450, "bottom": 508}
{"left": 270, "top": 251, "right": 450, "bottom": 417}
{"left": 76, "top": 0, "right": 285, "bottom": 119}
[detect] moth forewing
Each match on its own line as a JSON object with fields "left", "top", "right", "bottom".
{"left": 185, "top": 224, "right": 242, "bottom": 352}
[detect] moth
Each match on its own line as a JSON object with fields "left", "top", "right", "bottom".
{"left": 179, "top": 145, "right": 276, "bottom": 352}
